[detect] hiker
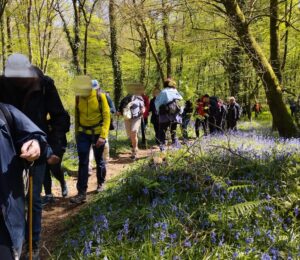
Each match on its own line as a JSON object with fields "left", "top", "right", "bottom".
{"left": 226, "top": 97, "right": 241, "bottom": 131}
{"left": 71, "top": 76, "right": 111, "bottom": 204}
{"left": 216, "top": 98, "right": 227, "bottom": 131}
{"left": 289, "top": 100, "right": 297, "bottom": 117}
{"left": 181, "top": 100, "right": 194, "bottom": 142}
{"left": 252, "top": 102, "right": 262, "bottom": 118}
{"left": 0, "top": 103, "right": 50, "bottom": 260}
{"left": 42, "top": 115, "right": 70, "bottom": 206}
{"left": 155, "top": 78, "right": 183, "bottom": 151}
{"left": 208, "top": 96, "right": 220, "bottom": 134}
{"left": 195, "top": 94, "right": 210, "bottom": 137}
{"left": 149, "top": 88, "right": 160, "bottom": 145}
{"left": 0, "top": 54, "right": 69, "bottom": 259}
{"left": 117, "top": 83, "right": 145, "bottom": 160}
{"left": 141, "top": 90, "right": 150, "bottom": 148}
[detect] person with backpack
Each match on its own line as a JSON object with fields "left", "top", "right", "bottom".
{"left": 155, "top": 78, "right": 183, "bottom": 151}
{"left": 181, "top": 100, "right": 193, "bottom": 142}
{"left": 140, "top": 90, "right": 150, "bottom": 148}
{"left": 0, "top": 103, "right": 51, "bottom": 260}
{"left": 252, "top": 102, "right": 262, "bottom": 118}
{"left": 226, "top": 97, "right": 241, "bottom": 131}
{"left": 0, "top": 54, "right": 69, "bottom": 259}
{"left": 195, "top": 94, "right": 210, "bottom": 137}
{"left": 149, "top": 88, "right": 160, "bottom": 145}
{"left": 71, "top": 76, "right": 111, "bottom": 203}
{"left": 208, "top": 96, "right": 220, "bottom": 134}
{"left": 118, "top": 83, "right": 145, "bottom": 160}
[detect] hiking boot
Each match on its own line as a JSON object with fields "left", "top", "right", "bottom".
{"left": 24, "top": 242, "right": 40, "bottom": 260}
{"left": 41, "top": 194, "right": 55, "bottom": 207}
{"left": 96, "top": 184, "right": 104, "bottom": 193}
{"left": 131, "top": 149, "right": 137, "bottom": 160}
{"left": 70, "top": 193, "right": 86, "bottom": 204}
{"left": 61, "top": 182, "right": 68, "bottom": 197}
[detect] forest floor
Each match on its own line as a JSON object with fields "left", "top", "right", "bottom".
{"left": 40, "top": 146, "right": 158, "bottom": 259}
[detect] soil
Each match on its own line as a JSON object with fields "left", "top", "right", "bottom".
{"left": 40, "top": 148, "right": 158, "bottom": 259}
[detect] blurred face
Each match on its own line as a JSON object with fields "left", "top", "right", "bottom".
{"left": 203, "top": 97, "right": 209, "bottom": 103}
{"left": 153, "top": 89, "right": 160, "bottom": 97}
{"left": 230, "top": 99, "right": 235, "bottom": 105}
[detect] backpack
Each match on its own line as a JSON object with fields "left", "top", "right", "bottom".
{"left": 123, "top": 96, "right": 144, "bottom": 120}
{"left": 159, "top": 99, "right": 181, "bottom": 116}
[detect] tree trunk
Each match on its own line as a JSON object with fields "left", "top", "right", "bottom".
{"left": 72, "top": 0, "right": 81, "bottom": 74}
{"left": 83, "top": 24, "right": 88, "bottom": 75}
{"left": 162, "top": 0, "right": 172, "bottom": 78}
{"left": 27, "top": 0, "right": 33, "bottom": 62}
{"left": 228, "top": 46, "right": 242, "bottom": 97}
{"left": 6, "top": 13, "right": 12, "bottom": 54}
{"left": 270, "top": 0, "right": 282, "bottom": 83}
{"left": 0, "top": 14, "right": 5, "bottom": 70}
{"left": 139, "top": 35, "right": 147, "bottom": 84}
{"left": 109, "top": 0, "right": 123, "bottom": 108}
{"left": 221, "top": 0, "right": 298, "bottom": 137}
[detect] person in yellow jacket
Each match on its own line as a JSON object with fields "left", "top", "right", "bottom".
{"left": 71, "top": 77, "right": 110, "bottom": 204}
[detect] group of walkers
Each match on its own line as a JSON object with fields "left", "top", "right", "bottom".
{"left": 0, "top": 53, "right": 242, "bottom": 260}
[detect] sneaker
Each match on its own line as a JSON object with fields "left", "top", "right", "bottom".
{"left": 70, "top": 193, "right": 86, "bottom": 204}
{"left": 159, "top": 145, "right": 166, "bottom": 152}
{"left": 41, "top": 194, "right": 55, "bottom": 207}
{"left": 96, "top": 184, "right": 104, "bottom": 193}
{"left": 61, "top": 182, "right": 68, "bottom": 197}
{"left": 131, "top": 149, "right": 137, "bottom": 160}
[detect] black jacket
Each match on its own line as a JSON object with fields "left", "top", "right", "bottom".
{"left": 227, "top": 103, "right": 241, "bottom": 122}
{"left": 0, "top": 71, "right": 70, "bottom": 155}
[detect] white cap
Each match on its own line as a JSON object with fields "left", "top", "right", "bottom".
{"left": 91, "top": 79, "right": 100, "bottom": 90}
{"left": 4, "top": 54, "right": 37, "bottom": 78}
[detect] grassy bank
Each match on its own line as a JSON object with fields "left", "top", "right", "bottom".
{"left": 53, "top": 129, "right": 300, "bottom": 259}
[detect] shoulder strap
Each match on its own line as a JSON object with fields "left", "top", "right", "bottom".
{"left": 96, "top": 89, "right": 103, "bottom": 115}
{"left": 0, "top": 103, "right": 14, "bottom": 135}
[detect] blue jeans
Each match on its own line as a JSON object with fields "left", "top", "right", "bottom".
{"left": 76, "top": 132, "right": 106, "bottom": 194}
{"left": 26, "top": 163, "right": 46, "bottom": 245}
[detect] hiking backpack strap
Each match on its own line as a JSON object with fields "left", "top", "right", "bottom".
{"left": 0, "top": 103, "right": 14, "bottom": 135}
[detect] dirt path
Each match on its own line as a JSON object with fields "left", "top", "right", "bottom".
{"left": 40, "top": 148, "right": 157, "bottom": 259}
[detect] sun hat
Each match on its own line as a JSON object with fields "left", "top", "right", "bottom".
{"left": 4, "top": 54, "right": 37, "bottom": 78}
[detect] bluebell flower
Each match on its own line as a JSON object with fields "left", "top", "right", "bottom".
{"left": 142, "top": 187, "right": 149, "bottom": 195}
{"left": 123, "top": 219, "right": 129, "bottom": 235}
{"left": 245, "top": 237, "right": 253, "bottom": 244}
{"left": 294, "top": 206, "right": 299, "bottom": 217}
{"left": 184, "top": 240, "right": 192, "bottom": 248}
{"left": 170, "top": 233, "right": 177, "bottom": 243}
{"left": 261, "top": 253, "right": 272, "bottom": 260}
{"left": 160, "top": 231, "right": 166, "bottom": 242}
{"left": 160, "top": 250, "right": 165, "bottom": 256}
{"left": 211, "top": 231, "right": 217, "bottom": 244}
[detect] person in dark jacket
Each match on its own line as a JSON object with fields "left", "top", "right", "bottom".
{"left": 181, "top": 100, "right": 193, "bottom": 141}
{"left": 208, "top": 96, "right": 220, "bottom": 134}
{"left": 216, "top": 98, "right": 227, "bottom": 131}
{"left": 0, "top": 54, "right": 69, "bottom": 259}
{"left": 227, "top": 97, "right": 241, "bottom": 131}
{"left": 141, "top": 91, "right": 150, "bottom": 148}
{"left": 0, "top": 103, "right": 49, "bottom": 260}
{"left": 149, "top": 88, "right": 160, "bottom": 145}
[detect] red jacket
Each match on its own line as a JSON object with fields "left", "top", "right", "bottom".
{"left": 196, "top": 97, "right": 209, "bottom": 117}
{"left": 142, "top": 94, "right": 150, "bottom": 119}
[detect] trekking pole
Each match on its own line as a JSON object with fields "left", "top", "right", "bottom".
{"left": 28, "top": 161, "right": 34, "bottom": 260}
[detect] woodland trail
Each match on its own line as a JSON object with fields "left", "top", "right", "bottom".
{"left": 40, "top": 148, "right": 158, "bottom": 259}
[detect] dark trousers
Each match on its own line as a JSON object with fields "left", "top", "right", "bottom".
{"left": 195, "top": 118, "right": 208, "bottom": 137}
{"left": 159, "top": 121, "right": 178, "bottom": 145}
{"left": 26, "top": 163, "right": 46, "bottom": 245}
{"left": 43, "top": 152, "right": 66, "bottom": 195}
{"left": 76, "top": 132, "right": 106, "bottom": 194}
{"left": 141, "top": 118, "right": 148, "bottom": 145}
{"left": 208, "top": 116, "right": 217, "bottom": 134}
{"left": 0, "top": 215, "right": 14, "bottom": 260}
{"left": 182, "top": 116, "right": 191, "bottom": 139}
{"left": 152, "top": 120, "right": 160, "bottom": 144}
{"left": 227, "top": 120, "right": 237, "bottom": 131}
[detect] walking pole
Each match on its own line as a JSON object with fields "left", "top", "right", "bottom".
{"left": 28, "top": 162, "right": 34, "bottom": 260}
